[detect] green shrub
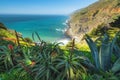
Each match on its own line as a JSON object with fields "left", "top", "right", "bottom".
{"left": 0, "top": 69, "right": 32, "bottom": 80}
{"left": 24, "top": 37, "right": 33, "bottom": 43}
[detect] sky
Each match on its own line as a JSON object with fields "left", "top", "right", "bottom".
{"left": 0, "top": 0, "right": 98, "bottom": 15}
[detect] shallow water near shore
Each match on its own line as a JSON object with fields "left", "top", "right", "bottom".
{"left": 0, "top": 14, "right": 70, "bottom": 42}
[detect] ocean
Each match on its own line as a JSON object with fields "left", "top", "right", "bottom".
{"left": 0, "top": 14, "right": 70, "bottom": 42}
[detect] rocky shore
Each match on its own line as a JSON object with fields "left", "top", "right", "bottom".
{"left": 65, "top": 20, "right": 83, "bottom": 42}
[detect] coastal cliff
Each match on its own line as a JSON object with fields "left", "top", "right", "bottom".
{"left": 67, "top": 0, "right": 120, "bottom": 41}
{"left": 0, "top": 23, "right": 22, "bottom": 38}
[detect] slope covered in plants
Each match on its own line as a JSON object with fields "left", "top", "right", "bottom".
{"left": 67, "top": 0, "right": 120, "bottom": 41}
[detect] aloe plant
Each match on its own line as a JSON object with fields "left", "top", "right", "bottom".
{"left": 0, "top": 45, "right": 16, "bottom": 71}
{"left": 55, "top": 54, "right": 86, "bottom": 80}
{"left": 31, "top": 42, "right": 62, "bottom": 80}
{"left": 27, "top": 38, "right": 86, "bottom": 80}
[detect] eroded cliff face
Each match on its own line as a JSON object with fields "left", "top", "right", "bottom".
{"left": 67, "top": 0, "right": 120, "bottom": 41}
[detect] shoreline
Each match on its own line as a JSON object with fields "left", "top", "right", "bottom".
{"left": 56, "top": 37, "right": 71, "bottom": 45}
{"left": 65, "top": 21, "right": 82, "bottom": 42}
{"left": 65, "top": 19, "right": 74, "bottom": 39}
{"left": 65, "top": 17, "right": 86, "bottom": 42}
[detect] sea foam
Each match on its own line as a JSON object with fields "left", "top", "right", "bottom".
{"left": 56, "top": 28, "right": 67, "bottom": 33}
{"left": 57, "top": 38, "right": 70, "bottom": 46}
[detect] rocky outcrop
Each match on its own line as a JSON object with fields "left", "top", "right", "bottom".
{"left": 67, "top": 0, "right": 120, "bottom": 41}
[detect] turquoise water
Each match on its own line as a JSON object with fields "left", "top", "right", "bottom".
{"left": 0, "top": 15, "right": 68, "bottom": 42}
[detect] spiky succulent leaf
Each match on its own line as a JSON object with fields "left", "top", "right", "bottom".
{"left": 113, "top": 31, "right": 120, "bottom": 58}
{"left": 99, "top": 34, "right": 112, "bottom": 71}
{"left": 111, "top": 58, "right": 120, "bottom": 74}
{"left": 82, "top": 59, "right": 97, "bottom": 73}
{"left": 113, "top": 45, "right": 120, "bottom": 58}
{"left": 85, "top": 34, "right": 100, "bottom": 70}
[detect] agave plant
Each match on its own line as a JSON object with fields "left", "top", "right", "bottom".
{"left": 84, "top": 31, "right": 120, "bottom": 74}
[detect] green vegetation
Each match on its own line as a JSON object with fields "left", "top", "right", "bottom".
{"left": 71, "top": 0, "right": 120, "bottom": 22}
{"left": 0, "top": 23, "right": 7, "bottom": 30}
{"left": 1, "top": 0, "right": 120, "bottom": 79}
{"left": 0, "top": 24, "right": 34, "bottom": 46}
{"left": 24, "top": 37, "right": 33, "bottom": 43}
{"left": 0, "top": 29, "right": 15, "bottom": 38}
{"left": 0, "top": 69, "right": 32, "bottom": 80}
{"left": 68, "top": 0, "right": 120, "bottom": 42}
{"left": 0, "top": 23, "right": 18, "bottom": 41}
{"left": 0, "top": 27, "right": 120, "bottom": 80}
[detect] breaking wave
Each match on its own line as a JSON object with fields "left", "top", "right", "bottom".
{"left": 56, "top": 28, "right": 67, "bottom": 33}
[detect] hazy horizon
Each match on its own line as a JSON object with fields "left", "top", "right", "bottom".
{"left": 0, "top": 0, "right": 98, "bottom": 15}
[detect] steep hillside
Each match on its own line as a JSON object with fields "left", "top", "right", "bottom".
{"left": 67, "top": 0, "right": 120, "bottom": 41}
{"left": 0, "top": 22, "right": 23, "bottom": 45}
{"left": 0, "top": 23, "right": 16, "bottom": 38}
